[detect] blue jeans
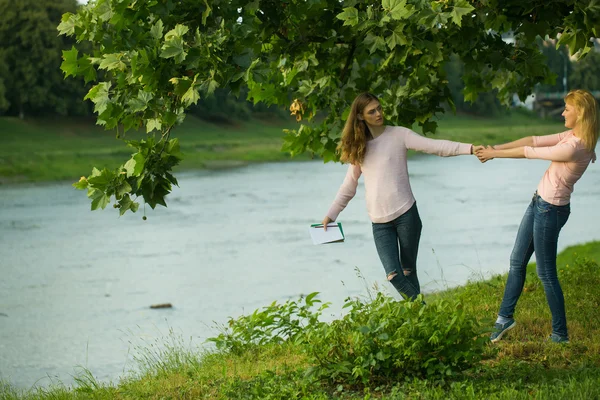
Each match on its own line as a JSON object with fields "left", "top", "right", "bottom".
{"left": 372, "top": 202, "right": 422, "bottom": 300}
{"left": 498, "top": 193, "right": 571, "bottom": 337}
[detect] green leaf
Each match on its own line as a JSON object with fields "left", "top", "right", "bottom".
{"left": 165, "top": 172, "right": 179, "bottom": 187}
{"left": 123, "top": 151, "right": 147, "bottom": 177}
{"left": 518, "top": 21, "right": 551, "bottom": 43}
{"left": 146, "top": 118, "right": 162, "bottom": 133}
{"left": 364, "top": 33, "right": 386, "bottom": 54}
{"left": 182, "top": 85, "right": 200, "bottom": 106}
{"left": 248, "top": 82, "right": 277, "bottom": 104}
{"left": 199, "top": 78, "right": 219, "bottom": 96}
{"left": 322, "top": 149, "right": 337, "bottom": 163}
{"left": 116, "top": 181, "right": 132, "bottom": 198}
{"left": 84, "top": 82, "right": 111, "bottom": 115}
{"left": 78, "top": 56, "right": 97, "bottom": 84}
{"left": 165, "top": 24, "right": 189, "bottom": 39}
{"left": 557, "top": 31, "right": 576, "bottom": 50}
{"left": 166, "top": 138, "right": 181, "bottom": 155}
{"left": 170, "top": 77, "right": 193, "bottom": 97}
{"left": 207, "top": 79, "right": 219, "bottom": 95}
{"left": 163, "top": 112, "right": 178, "bottom": 127}
{"left": 386, "top": 29, "right": 407, "bottom": 50}
{"left": 233, "top": 50, "right": 253, "bottom": 68}
{"left": 73, "top": 176, "right": 88, "bottom": 190}
{"left": 91, "top": 193, "right": 111, "bottom": 210}
{"left": 450, "top": 1, "right": 475, "bottom": 27}
{"left": 57, "top": 13, "right": 76, "bottom": 36}
{"left": 132, "top": 153, "right": 146, "bottom": 176}
{"left": 385, "top": 0, "right": 411, "bottom": 20}
{"left": 118, "top": 194, "right": 133, "bottom": 215}
{"left": 463, "top": 86, "right": 479, "bottom": 103}
{"left": 160, "top": 37, "right": 186, "bottom": 63}
{"left": 87, "top": 167, "right": 114, "bottom": 189}
{"left": 294, "top": 59, "right": 309, "bottom": 72}
{"left": 123, "top": 158, "right": 136, "bottom": 177}
{"left": 315, "top": 76, "right": 330, "bottom": 88}
{"left": 421, "top": 120, "right": 438, "bottom": 134}
{"left": 150, "top": 20, "right": 164, "bottom": 40}
{"left": 95, "top": 0, "right": 113, "bottom": 22}
{"left": 123, "top": 153, "right": 146, "bottom": 178}
{"left": 61, "top": 47, "right": 79, "bottom": 78}
{"left": 99, "top": 53, "right": 126, "bottom": 71}
{"left": 128, "top": 90, "right": 154, "bottom": 112}
{"left": 117, "top": 194, "right": 140, "bottom": 215}
{"left": 336, "top": 7, "right": 359, "bottom": 27}
{"left": 202, "top": 0, "right": 212, "bottom": 25}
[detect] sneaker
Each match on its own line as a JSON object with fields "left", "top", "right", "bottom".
{"left": 490, "top": 319, "right": 516, "bottom": 343}
{"left": 549, "top": 333, "right": 569, "bottom": 343}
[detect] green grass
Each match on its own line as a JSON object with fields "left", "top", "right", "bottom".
{"left": 0, "top": 110, "right": 565, "bottom": 184}
{"left": 2, "top": 241, "right": 599, "bottom": 399}
{"left": 430, "top": 109, "right": 565, "bottom": 145}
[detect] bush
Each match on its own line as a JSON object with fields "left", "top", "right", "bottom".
{"left": 207, "top": 292, "right": 488, "bottom": 387}
{"left": 208, "top": 292, "right": 329, "bottom": 354}
{"left": 303, "top": 293, "right": 488, "bottom": 385}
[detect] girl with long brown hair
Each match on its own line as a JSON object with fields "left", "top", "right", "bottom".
{"left": 321, "top": 92, "right": 478, "bottom": 300}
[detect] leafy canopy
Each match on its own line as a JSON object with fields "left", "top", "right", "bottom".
{"left": 58, "top": 0, "right": 600, "bottom": 215}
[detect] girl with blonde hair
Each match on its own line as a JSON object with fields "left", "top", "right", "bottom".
{"left": 321, "top": 92, "right": 478, "bottom": 300}
{"left": 476, "top": 89, "right": 598, "bottom": 343}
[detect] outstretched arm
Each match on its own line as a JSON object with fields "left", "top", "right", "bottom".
{"left": 494, "top": 131, "right": 567, "bottom": 150}
{"left": 476, "top": 146, "right": 525, "bottom": 162}
{"left": 404, "top": 129, "right": 473, "bottom": 156}
{"left": 492, "top": 137, "right": 533, "bottom": 150}
{"left": 477, "top": 141, "right": 578, "bottom": 163}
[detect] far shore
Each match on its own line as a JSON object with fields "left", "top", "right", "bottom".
{"left": 0, "top": 111, "right": 564, "bottom": 185}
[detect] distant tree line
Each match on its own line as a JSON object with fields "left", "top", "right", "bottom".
{"left": 0, "top": 0, "right": 598, "bottom": 121}
{"left": 0, "top": 0, "right": 93, "bottom": 118}
{"left": 0, "top": 0, "right": 284, "bottom": 121}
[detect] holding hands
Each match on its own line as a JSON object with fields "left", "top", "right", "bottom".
{"left": 475, "top": 145, "right": 495, "bottom": 163}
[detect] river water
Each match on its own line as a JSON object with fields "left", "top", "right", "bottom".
{"left": 1, "top": 155, "right": 599, "bottom": 389}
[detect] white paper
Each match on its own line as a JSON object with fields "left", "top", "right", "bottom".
{"left": 309, "top": 223, "right": 344, "bottom": 245}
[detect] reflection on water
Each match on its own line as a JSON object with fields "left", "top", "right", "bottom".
{"left": 1, "top": 156, "right": 599, "bottom": 388}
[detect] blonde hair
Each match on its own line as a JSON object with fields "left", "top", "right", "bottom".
{"left": 338, "top": 93, "right": 380, "bottom": 164}
{"left": 565, "top": 89, "right": 599, "bottom": 152}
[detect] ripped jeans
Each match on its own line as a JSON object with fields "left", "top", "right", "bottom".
{"left": 372, "top": 202, "right": 422, "bottom": 300}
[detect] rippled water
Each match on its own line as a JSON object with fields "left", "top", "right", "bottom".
{"left": 1, "top": 155, "right": 599, "bottom": 389}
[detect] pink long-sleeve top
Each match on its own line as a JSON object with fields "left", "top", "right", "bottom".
{"left": 524, "top": 130, "right": 596, "bottom": 206}
{"left": 327, "top": 126, "right": 473, "bottom": 223}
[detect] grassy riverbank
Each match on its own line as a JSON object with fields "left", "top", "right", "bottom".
{"left": 2, "top": 241, "right": 599, "bottom": 399}
{"left": 0, "top": 110, "right": 564, "bottom": 184}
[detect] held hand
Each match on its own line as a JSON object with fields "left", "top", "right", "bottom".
{"left": 322, "top": 216, "right": 333, "bottom": 231}
{"left": 475, "top": 145, "right": 495, "bottom": 163}
{"left": 472, "top": 145, "right": 484, "bottom": 155}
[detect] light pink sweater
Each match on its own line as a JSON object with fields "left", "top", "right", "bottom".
{"left": 327, "top": 126, "right": 473, "bottom": 223}
{"left": 524, "top": 130, "right": 596, "bottom": 206}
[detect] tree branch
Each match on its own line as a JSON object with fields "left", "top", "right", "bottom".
{"left": 339, "top": 39, "right": 357, "bottom": 84}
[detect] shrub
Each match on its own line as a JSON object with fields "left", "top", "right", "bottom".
{"left": 303, "top": 293, "right": 488, "bottom": 385}
{"left": 207, "top": 292, "right": 329, "bottom": 354}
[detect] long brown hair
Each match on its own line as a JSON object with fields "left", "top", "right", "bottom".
{"left": 337, "top": 92, "right": 380, "bottom": 164}
{"left": 565, "top": 89, "right": 599, "bottom": 152}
